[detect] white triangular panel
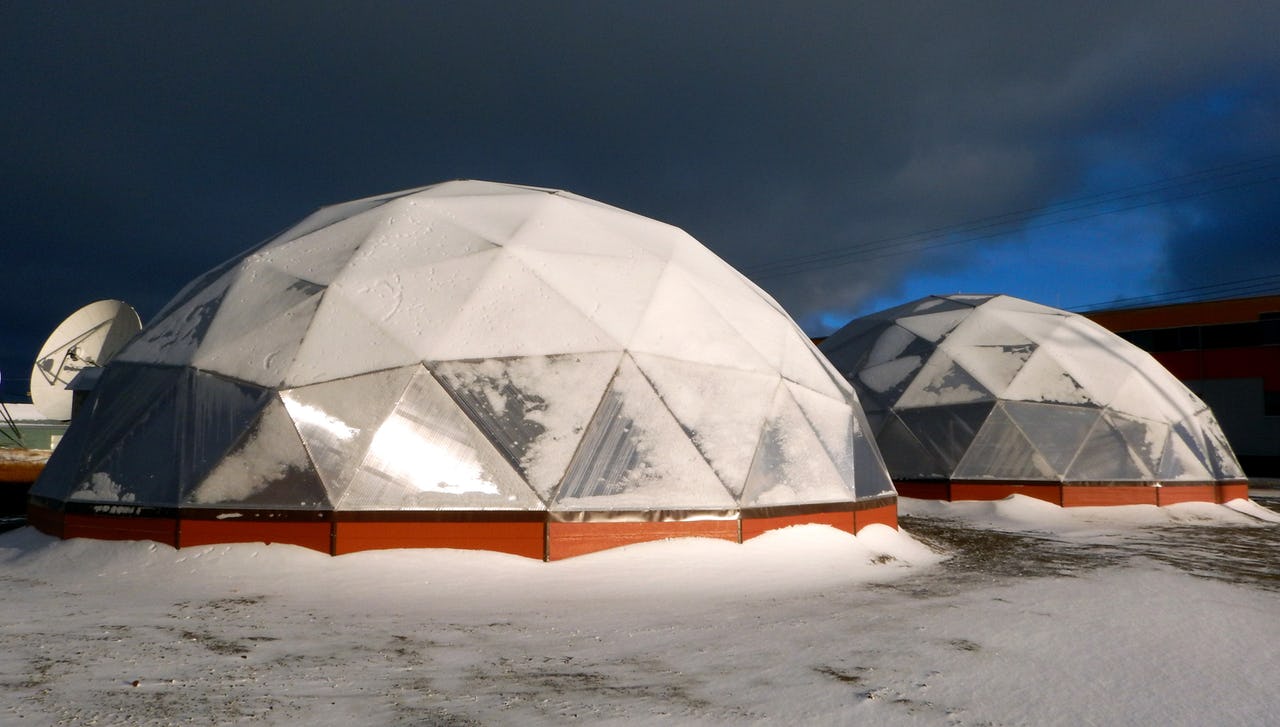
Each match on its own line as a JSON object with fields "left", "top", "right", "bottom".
{"left": 894, "top": 309, "right": 969, "bottom": 343}
{"left": 255, "top": 209, "right": 383, "bottom": 286}
{"left": 740, "top": 384, "right": 856, "bottom": 507}
{"left": 632, "top": 352, "right": 779, "bottom": 496}
{"left": 428, "top": 251, "right": 621, "bottom": 361}
{"left": 506, "top": 246, "right": 666, "bottom": 349}
{"left": 628, "top": 264, "right": 774, "bottom": 372}
{"left": 334, "top": 248, "right": 501, "bottom": 360}
{"left": 284, "top": 290, "right": 423, "bottom": 386}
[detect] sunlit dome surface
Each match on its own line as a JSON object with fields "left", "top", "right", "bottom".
{"left": 819, "top": 294, "right": 1244, "bottom": 484}
{"left": 31, "top": 181, "right": 893, "bottom": 554}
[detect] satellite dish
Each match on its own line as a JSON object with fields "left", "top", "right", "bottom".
{"left": 30, "top": 300, "right": 141, "bottom": 421}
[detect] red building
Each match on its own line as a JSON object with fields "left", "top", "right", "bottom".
{"left": 1087, "top": 295, "right": 1280, "bottom": 477}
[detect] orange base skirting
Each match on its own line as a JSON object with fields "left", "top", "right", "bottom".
{"left": 547, "top": 520, "right": 739, "bottom": 561}
{"left": 334, "top": 520, "right": 545, "bottom": 559}
{"left": 897, "top": 480, "right": 1248, "bottom": 507}
{"left": 26, "top": 500, "right": 901, "bottom": 560}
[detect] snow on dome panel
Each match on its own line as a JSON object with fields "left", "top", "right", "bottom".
{"left": 820, "top": 293, "right": 1243, "bottom": 485}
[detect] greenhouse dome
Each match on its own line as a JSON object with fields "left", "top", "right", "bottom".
{"left": 29, "top": 181, "right": 896, "bottom": 558}
{"left": 819, "top": 294, "right": 1247, "bottom": 506}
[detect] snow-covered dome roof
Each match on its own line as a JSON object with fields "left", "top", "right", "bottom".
{"left": 819, "top": 294, "right": 1243, "bottom": 483}
{"left": 32, "top": 181, "right": 893, "bottom": 538}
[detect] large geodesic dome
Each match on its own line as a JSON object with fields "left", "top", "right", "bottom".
{"left": 819, "top": 294, "right": 1247, "bottom": 506}
{"left": 29, "top": 180, "right": 896, "bottom": 558}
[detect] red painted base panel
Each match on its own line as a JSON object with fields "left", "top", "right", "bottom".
{"left": 26, "top": 502, "right": 902, "bottom": 560}
{"left": 897, "top": 480, "right": 1246, "bottom": 507}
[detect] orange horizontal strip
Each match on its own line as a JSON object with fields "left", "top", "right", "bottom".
{"left": 1218, "top": 482, "right": 1250, "bottom": 502}
{"left": 741, "top": 510, "right": 855, "bottom": 541}
{"left": 63, "top": 513, "right": 178, "bottom": 547}
{"left": 334, "top": 520, "right": 545, "bottom": 559}
{"left": 1155, "top": 485, "right": 1218, "bottom": 505}
{"left": 854, "top": 503, "right": 898, "bottom": 531}
{"left": 1061, "top": 485, "right": 1159, "bottom": 507}
{"left": 178, "top": 519, "right": 332, "bottom": 554}
{"left": 547, "top": 520, "right": 738, "bottom": 560}
{"left": 951, "top": 482, "right": 1062, "bottom": 505}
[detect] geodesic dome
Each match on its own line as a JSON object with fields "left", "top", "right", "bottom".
{"left": 819, "top": 294, "right": 1246, "bottom": 506}
{"left": 29, "top": 180, "right": 896, "bottom": 558}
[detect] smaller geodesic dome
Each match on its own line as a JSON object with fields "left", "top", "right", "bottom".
{"left": 819, "top": 294, "right": 1247, "bottom": 506}
{"left": 28, "top": 180, "right": 896, "bottom": 558}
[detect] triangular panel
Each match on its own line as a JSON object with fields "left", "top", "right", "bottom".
{"left": 337, "top": 367, "right": 544, "bottom": 510}
{"left": 187, "top": 395, "right": 330, "bottom": 508}
{"left": 1003, "top": 346, "right": 1093, "bottom": 405}
{"left": 69, "top": 388, "right": 181, "bottom": 507}
{"left": 428, "top": 251, "right": 622, "bottom": 361}
{"left": 284, "top": 288, "right": 425, "bottom": 386}
{"left": 193, "top": 274, "right": 326, "bottom": 387}
{"left": 874, "top": 411, "right": 947, "bottom": 479}
{"left": 896, "top": 351, "right": 992, "bottom": 408}
{"left": 256, "top": 207, "right": 384, "bottom": 286}
{"left": 896, "top": 402, "right": 994, "bottom": 475}
{"left": 739, "top": 384, "right": 858, "bottom": 507}
{"left": 553, "top": 355, "right": 735, "bottom": 511}
{"left": 1065, "top": 417, "right": 1151, "bottom": 481}
{"left": 431, "top": 352, "right": 624, "bottom": 500}
{"left": 632, "top": 352, "right": 780, "bottom": 496}
{"left": 509, "top": 246, "right": 668, "bottom": 353}
{"left": 281, "top": 367, "right": 417, "bottom": 502}
{"left": 628, "top": 264, "right": 775, "bottom": 372}
{"left": 1155, "top": 425, "right": 1214, "bottom": 481}
{"left": 953, "top": 404, "right": 1057, "bottom": 480}
{"left": 1103, "top": 411, "right": 1169, "bottom": 476}
{"left": 177, "top": 370, "right": 273, "bottom": 499}
{"left": 1003, "top": 401, "right": 1100, "bottom": 476}
{"left": 893, "top": 308, "right": 969, "bottom": 343}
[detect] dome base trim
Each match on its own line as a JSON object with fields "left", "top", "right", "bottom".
{"left": 894, "top": 479, "right": 1249, "bottom": 506}
{"left": 25, "top": 497, "right": 900, "bottom": 560}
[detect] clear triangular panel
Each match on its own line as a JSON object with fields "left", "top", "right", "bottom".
{"left": 1003, "top": 401, "right": 1100, "bottom": 476}
{"left": 431, "top": 352, "right": 623, "bottom": 501}
{"left": 187, "top": 395, "right": 330, "bottom": 508}
{"left": 74, "top": 364, "right": 185, "bottom": 480}
{"left": 739, "top": 384, "right": 858, "bottom": 507}
{"left": 337, "top": 368, "right": 544, "bottom": 510}
{"left": 281, "top": 367, "right": 417, "bottom": 501}
{"left": 856, "top": 355, "right": 926, "bottom": 407}
{"left": 953, "top": 403, "right": 1057, "bottom": 480}
{"left": 1065, "top": 417, "right": 1151, "bottom": 481}
{"left": 553, "top": 355, "right": 735, "bottom": 511}
{"left": 896, "top": 402, "right": 994, "bottom": 476}
{"left": 69, "top": 388, "right": 181, "bottom": 507}
{"left": 177, "top": 371, "right": 273, "bottom": 499}
{"left": 1195, "top": 410, "right": 1245, "bottom": 479}
{"left": 819, "top": 319, "right": 894, "bottom": 372}
{"left": 786, "top": 381, "right": 895, "bottom": 499}
{"left": 874, "top": 411, "right": 947, "bottom": 479}
{"left": 632, "top": 352, "right": 779, "bottom": 497}
{"left": 1155, "top": 424, "right": 1215, "bottom": 480}
{"left": 1103, "top": 411, "right": 1169, "bottom": 476}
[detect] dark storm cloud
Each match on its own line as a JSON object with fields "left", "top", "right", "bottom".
{"left": 3, "top": 1, "right": 1279, "bottom": 397}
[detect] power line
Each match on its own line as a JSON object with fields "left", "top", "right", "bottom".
{"left": 744, "top": 154, "right": 1280, "bottom": 280}
{"left": 1069, "top": 273, "right": 1280, "bottom": 312}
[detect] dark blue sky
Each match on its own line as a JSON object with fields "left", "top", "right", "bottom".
{"left": 3, "top": 1, "right": 1279, "bottom": 400}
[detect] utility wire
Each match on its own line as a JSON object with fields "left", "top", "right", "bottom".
{"left": 1070, "top": 272, "right": 1280, "bottom": 312}
{"left": 744, "top": 155, "right": 1280, "bottom": 280}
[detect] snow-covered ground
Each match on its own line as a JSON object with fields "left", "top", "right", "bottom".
{"left": 1, "top": 497, "right": 1276, "bottom": 726}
